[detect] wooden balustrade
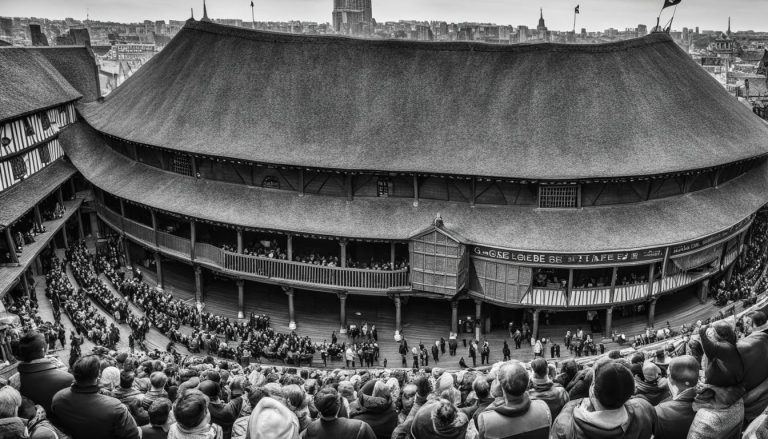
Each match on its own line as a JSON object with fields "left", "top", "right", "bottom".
{"left": 122, "top": 216, "right": 156, "bottom": 243}
{"left": 158, "top": 230, "right": 192, "bottom": 256}
{"left": 194, "top": 242, "right": 223, "bottom": 266}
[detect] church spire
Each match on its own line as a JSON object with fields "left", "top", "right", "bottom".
{"left": 202, "top": 0, "right": 210, "bottom": 22}
{"left": 727, "top": 16, "right": 731, "bottom": 36}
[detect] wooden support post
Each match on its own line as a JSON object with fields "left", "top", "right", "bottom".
{"left": 698, "top": 279, "right": 710, "bottom": 304}
{"left": 648, "top": 298, "right": 657, "bottom": 328}
{"left": 609, "top": 266, "right": 618, "bottom": 303}
{"left": 154, "top": 252, "right": 164, "bottom": 290}
{"left": 150, "top": 209, "right": 158, "bottom": 247}
{"left": 605, "top": 307, "right": 613, "bottom": 339}
{"left": 61, "top": 223, "right": 69, "bottom": 249}
{"left": 33, "top": 206, "right": 43, "bottom": 228}
{"left": 190, "top": 220, "right": 196, "bottom": 260}
{"left": 89, "top": 212, "right": 99, "bottom": 239}
{"left": 56, "top": 187, "right": 64, "bottom": 207}
{"left": 567, "top": 269, "right": 574, "bottom": 297}
{"left": 194, "top": 265, "right": 203, "bottom": 304}
{"left": 298, "top": 170, "right": 304, "bottom": 197}
{"left": 190, "top": 154, "right": 198, "bottom": 177}
{"left": 76, "top": 209, "right": 85, "bottom": 240}
{"left": 390, "top": 242, "right": 396, "bottom": 268}
{"left": 339, "top": 240, "right": 347, "bottom": 268}
{"left": 237, "top": 279, "right": 245, "bottom": 319}
{"left": 5, "top": 228, "right": 18, "bottom": 263}
{"left": 345, "top": 173, "right": 353, "bottom": 201}
{"left": 647, "top": 263, "right": 655, "bottom": 298}
{"left": 413, "top": 175, "right": 419, "bottom": 206}
{"left": 284, "top": 287, "right": 296, "bottom": 330}
{"left": 237, "top": 229, "right": 244, "bottom": 254}
{"left": 123, "top": 234, "right": 132, "bottom": 267}
{"left": 450, "top": 300, "right": 458, "bottom": 334}
{"left": 119, "top": 199, "right": 126, "bottom": 232}
{"left": 470, "top": 177, "right": 476, "bottom": 207}
{"left": 21, "top": 271, "right": 31, "bottom": 299}
{"left": 287, "top": 234, "right": 293, "bottom": 261}
{"left": 69, "top": 178, "right": 76, "bottom": 198}
{"left": 532, "top": 309, "right": 540, "bottom": 341}
{"left": 338, "top": 292, "right": 347, "bottom": 334}
{"left": 393, "top": 294, "right": 401, "bottom": 335}
{"left": 474, "top": 299, "right": 482, "bottom": 341}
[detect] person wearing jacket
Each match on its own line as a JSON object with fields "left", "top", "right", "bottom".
{"left": 301, "top": 387, "right": 375, "bottom": 439}
{"left": 199, "top": 379, "right": 243, "bottom": 439}
{"left": 411, "top": 398, "right": 470, "bottom": 439}
{"left": 633, "top": 362, "right": 670, "bottom": 406}
{"left": 52, "top": 355, "right": 140, "bottom": 439}
{"left": 653, "top": 355, "right": 699, "bottom": 439}
{"left": 737, "top": 311, "right": 768, "bottom": 422}
{"left": 461, "top": 376, "right": 494, "bottom": 427}
{"left": 528, "top": 358, "right": 569, "bottom": 420}
{"left": 476, "top": 361, "right": 551, "bottom": 439}
{"left": 247, "top": 397, "right": 298, "bottom": 439}
{"left": 168, "top": 390, "right": 224, "bottom": 439}
{"left": 349, "top": 380, "right": 398, "bottom": 439}
{"left": 13, "top": 331, "right": 74, "bottom": 425}
{"left": 551, "top": 358, "right": 656, "bottom": 439}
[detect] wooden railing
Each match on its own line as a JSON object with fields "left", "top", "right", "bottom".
{"left": 569, "top": 287, "right": 611, "bottom": 307}
{"left": 613, "top": 283, "right": 648, "bottom": 303}
{"left": 94, "top": 203, "right": 408, "bottom": 291}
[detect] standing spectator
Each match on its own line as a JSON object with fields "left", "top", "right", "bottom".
{"left": 247, "top": 397, "right": 298, "bottom": 439}
{"left": 52, "top": 355, "right": 140, "bottom": 439}
{"left": 143, "top": 372, "right": 170, "bottom": 410}
{"left": 141, "top": 398, "right": 173, "bottom": 439}
{"left": 528, "top": 358, "right": 569, "bottom": 419}
{"left": 551, "top": 358, "right": 655, "bottom": 439}
{"left": 475, "top": 361, "right": 550, "bottom": 438}
{"left": 737, "top": 311, "right": 768, "bottom": 423}
{"left": 349, "top": 381, "right": 398, "bottom": 439}
{"left": 13, "top": 331, "right": 74, "bottom": 424}
{"left": 460, "top": 376, "right": 493, "bottom": 427}
{"left": 654, "top": 356, "right": 699, "bottom": 439}
{"left": 633, "top": 362, "right": 670, "bottom": 406}
{"left": 480, "top": 341, "right": 490, "bottom": 365}
{"left": 169, "top": 390, "right": 224, "bottom": 439}
{"left": 410, "top": 398, "right": 469, "bottom": 439}
{"left": 0, "top": 386, "right": 27, "bottom": 438}
{"left": 199, "top": 380, "right": 243, "bottom": 439}
{"left": 301, "top": 387, "right": 375, "bottom": 439}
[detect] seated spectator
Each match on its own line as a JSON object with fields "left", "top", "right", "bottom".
{"left": 169, "top": 390, "right": 223, "bottom": 439}
{"left": 654, "top": 355, "right": 699, "bottom": 439}
{"left": 0, "top": 386, "right": 28, "bottom": 438}
{"left": 198, "top": 380, "right": 243, "bottom": 439}
{"left": 633, "top": 362, "right": 670, "bottom": 406}
{"left": 551, "top": 358, "right": 655, "bottom": 439}
{"left": 475, "top": 361, "right": 551, "bottom": 439}
{"left": 246, "top": 397, "right": 299, "bottom": 439}
{"left": 301, "top": 387, "right": 375, "bottom": 439}
{"left": 52, "top": 355, "right": 140, "bottom": 439}
{"left": 528, "top": 358, "right": 569, "bottom": 419}
{"left": 141, "top": 398, "right": 173, "bottom": 439}
{"left": 738, "top": 311, "right": 768, "bottom": 423}
{"left": 349, "top": 380, "right": 398, "bottom": 439}
{"left": 13, "top": 331, "right": 74, "bottom": 424}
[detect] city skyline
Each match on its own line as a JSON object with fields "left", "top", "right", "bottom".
{"left": 3, "top": 0, "right": 767, "bottom": 32}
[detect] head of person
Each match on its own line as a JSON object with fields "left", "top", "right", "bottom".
{"left": 100, "top": 366, "right": 120, "bottom": 390}
{"left": 148, "top": 398, "right": 173, "bottom": 427}
{"left": 432, "top": 399, "right": 458, "bottom": 431}
{"left": 530, "top": 358, "right": 548, "bottom": 379}
{"left": 120, "top": 370, "right": 136, "bottom": 390}
{"left": 283, "top": 384, "right": 307, "bottom": 412}
{"left": 248, "top": 397, "right": 299, "bottom": 439}
{"left": 667, "top": 355, "right": 700, "bottom": 398}
{"left": 413, "top": 374, "right": 432, "bottom": 399}
{"left": 198, "top": 380, "right": 220, "bottom": 401}
{"left": 150, "top": 372, "right": 168, "bottom": 391}
{"left": 400, "top": 383, "right": 417, "bottom": 414}
{"left": 0, "top": 386, "right": 22, "bottom": 418}
{"left": 472, "top": 376, "right": 490, "bottom": 400}
{"left": 16, "top": 331, "right": 46, "bottom": 362}
{"left": 642, "top": 362, "right": 661, "bottom": 383}
{"left": 710, "top": 320, "right": 737, "bottom": 345}
{"left": 314, "top": 387, "right": 342, "bottom": 419}
{"left": 751, "top": 311, "right": 767, "bottom": 329}
{"left": 174, "top": 390, "right": 210, "bottom": 430}
{"left": 440, "top": 387, "right": 461, "bottom": 406}
{"left": 337, "top": 381, "right": 356, "bottom": 404}
{"left": 591, "top": 358, "right": 635, "bottom": 410}
{"left": 497, "top": 361, "right": 529, "bottom": 402}
{"left": 73, "top": 355, "right": 101, "bottom": 385}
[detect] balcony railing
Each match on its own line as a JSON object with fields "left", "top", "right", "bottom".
{"left": 95, "top": 203, "right": 409, "bottom": 291}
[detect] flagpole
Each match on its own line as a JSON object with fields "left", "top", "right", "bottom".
{"left": 573, "top": 11, "right": 576, "bottom": 34}
{"left": 251, "top": 3, "right": 255, "bottom": 29}
{"left": 666, "top": 5, "right": 678, "bottom": 32}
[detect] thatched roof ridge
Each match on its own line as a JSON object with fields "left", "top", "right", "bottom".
{"left": 0, "top": 159, "right": 77, "bottom": 227}
{"left": 78, "top": 20, "right": 768, "bottom": 180}
{"left": 61, "top": 122, "right": 768, "bottom": 252}
{"left": 28, "top": 46, "right": 100, "bottom": 103}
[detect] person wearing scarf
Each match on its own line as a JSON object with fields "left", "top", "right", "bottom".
{"left": 167, "top": 390, "right": 223, "bottom": 439}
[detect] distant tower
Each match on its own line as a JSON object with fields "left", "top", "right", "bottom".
{"left": 727, "top": 16, "right": 731, "bottom": 36}
{"left": 537, "top": 9, "right": 547, "bottom": 32}
{"left": 202, "top": 0, "right": 210, "bottom": 22}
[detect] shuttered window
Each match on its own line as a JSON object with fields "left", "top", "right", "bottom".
{"left": 539, "top": 185, "right": 579, "bottom": 209}
{"left": 10, "top": 156, "right": 27, "bottom": 179}
{"left": 171, "top": 154, "right": 193, "bottom": 176}
{"left": 39, "top": 144, "right": 51, "bottom": 164}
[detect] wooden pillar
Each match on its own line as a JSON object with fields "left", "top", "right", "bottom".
{"left": 56, "top": 187, "right": 64, "bottom": 207}
{"left": 190, "top": 220, "right": 196, "bottom": 260}
{"left": 298, "top": 170, "right": 304, "bottom": 197}
{"left": 154, "top": 252, "right": 164, "bottom": 290}
{"left": 605, "top": 307, "right": 613, "bottom": 339}
{"left": 76, "top": 209, "right": 85, "bottom": 240}
{"left": 236, "top": 279, "right": 245, "bottom": 319}
{"left": 194, "top": 265, "right": 203, "bottom": 304}
{"left": 338, "top": 292, "right": 347, "bottom": 334}
{"left": 5, "top": 228, "right": 18, "bottom": 263}
{"left": 123, "top": 234, "right": 132, "bottom": 267}
{"left": 609, "top": 266, "right": 618, "bottom": 303}
{"left": 339, "top": 240, "right": 347, "bottom": 268}
{"left": 150, "top": 210, "right": 159, "bottom": 247}
{"left": 21, "top": 271, "right": 31, "bottom": 299}
{"left": 647, "top": 263, "right": 655, "bottom": 299}
{"left": 285, "top": 287, "right": 296, "bottom": 329}
{"left": 33, "top": 206, "right": 43, "bottom": 228}
{"left": 470, "top": 177, "right": 476, "bottom": 207}
{"left": 61, "top": 224, "right": 69, "bottom": 249}
{"left": 69, "top": 179, "right": 76, "bottom": 198}
{"left": 725, "top": 264, "right": 735, "bottom": 284}
{"left": 393, "top": 294, "right": 401, "bottom": 335}
{"left": 450, "top": 300, "right": 458, "bottom": 334}
{"left": 287, "top": 234, "right": 293, "bottom": 261}
{"left": 345, "top": 173, "right": 353, "bottom": 201}
{"left": 474, "top": 299, "right": 482, "bottom": 341}
{"left": 413, "top": 175, "right": 419, "bottom": 206}
{"left": 532, "top": 309, "right": 540, "bottom": 341}
{"left": 390, "top": 242, "right": 396, "bottom": 268}
{"left": 698, "top": 279, "right": 710, "bottom": 304}
{"left": 190, "top": 154, "right": 198, "bottom": 177}
{"left": 119, "top": 199, "right": 126, "bottom": 232}
{"left": 567, "top": 269, "right": 574, "bottom": 296}
{"left": 648, "top": 298, "right": 657, "bottom": 328}
{"left": 237, "top": 229, "right": 244, "bottom": 254}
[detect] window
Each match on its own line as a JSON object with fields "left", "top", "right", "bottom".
{"left": 39, "top": 144, "right": 51, "bottom": 164}
{"left": 0, "top": 137, "right": 10, "bottom": 155}
{"left": 538, "top": 185, "right": 579, "bottom": 209}
{"left": 262, "top": 176, "right": 280, "bottom": 189}
{"left": 22, "top": 118, "right": 34, "bottom": 137}
{"left": 39, "top": 112, "right": 51, "bottom": 131}
{"left": 170, "top": 154, "right": 193, "bottom": 176}
{"left": 10, "top": 156, "right": 27, "bottom": 180}
{"left": 377, "top": 177, "right": 391, "bottom": 197}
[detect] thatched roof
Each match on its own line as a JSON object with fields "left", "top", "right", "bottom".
{"left": 61, "top": 122, "right": 768, "bottom": 252}
{"left": 0, "top": 159, "right": 77, "bottom": 228}
{"left": 0, "top": 47, "right": 82, "bottom": 123}
{"left": 79, "top": 21, "right": 768, "bottom": 180}
{"left": 28, "top": 47, "right": 100, "bottom": 103}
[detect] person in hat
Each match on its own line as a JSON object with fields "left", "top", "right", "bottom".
{"left": 633, "top": 362, "right": 670, "bottom": 406}
{"left": 737, "top": 311, "right": 768, "bottom": 423}
{"left": 349, "top": 380, "right": 398, "bottom": 439}
{"left": 247, "top": 397, "right": 299, "bottom": 439}
{"left": 551, "top": 358, "right": 655, "bottom": 439}
{"left": 475, "top": 360, "right": 550, "bottom": 439}
{"left": 410, "top": 398, "right": 469, "bottom": 439}
{"left": 301, "top": 387, "right": 375, "bottom": 439}
{"left": 653, "top": 355, "right": 699, "bottom": 439}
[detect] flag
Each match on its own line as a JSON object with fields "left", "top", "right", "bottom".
{"left": 575, "top": 5, "right": 579, "bottom": 14}
{"left": 250, "top": 1, "right": 254, "bottom": 7}
{"left": 662, "top": 0, "right": 681, "bottom": 9}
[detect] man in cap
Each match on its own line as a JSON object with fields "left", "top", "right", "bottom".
{"left": 653, "top": 355, "right": 699, "bottom": 439}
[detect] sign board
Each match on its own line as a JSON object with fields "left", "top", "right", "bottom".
{"left": 471, "top": 245, "right": 664, "bottom": 267}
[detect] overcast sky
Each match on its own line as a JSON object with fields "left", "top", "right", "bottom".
{"left": 4, "top": 0, "right": 766, "bottom": 32}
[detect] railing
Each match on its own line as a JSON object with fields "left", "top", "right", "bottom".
{"left": 194, "top": 242, "right": 223, "bottom": 266}
{"left": 122, "top": 216, "right": 156, "bottom": 244}
{"left": 158, "top": 230, "right": 192, "bottom": 256}
{"left": 524, "top": 288, "right": 568, "bottom": 307}
{"left": 722, "top": 248, "right": 739, "bottom": 269}
{"left": 221, "top": 250, "right": 409, "bottom": 289}
{"left": 653, "top": 269, "right": 712, "bottom": 295}
{"left": 98, "top": 205, "right": 123, "bottom": 229}
{"left": 613, "top": 283, "right": 648, "bottom": 303}
{"left": 569, "top": 287, "right": 611, "bottom": 307}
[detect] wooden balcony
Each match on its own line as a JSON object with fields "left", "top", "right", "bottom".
{"left": 95, "top": 203, "right": 410, "bottom": 292}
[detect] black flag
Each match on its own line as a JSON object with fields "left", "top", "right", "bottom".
{"left": 250, "top": 1, "right": 254, "bottom": 7}
{"left": 662, "top": 0, "right": 681, "bottom": 9}
{"left": 575, "top": 5, "right": 579, "bottom": 14}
